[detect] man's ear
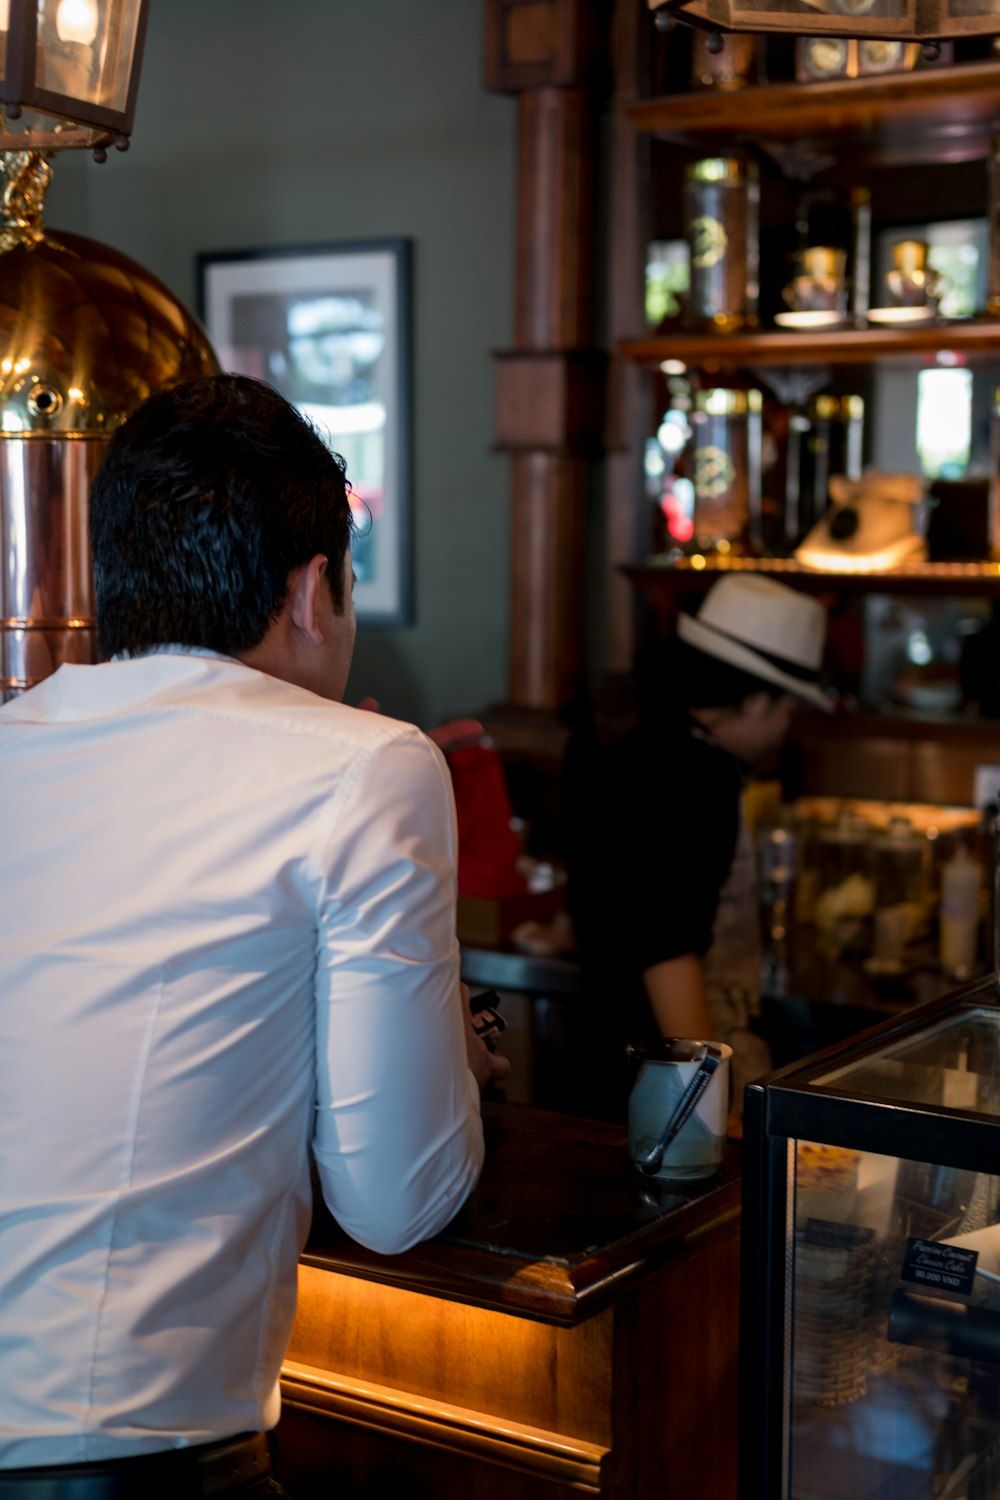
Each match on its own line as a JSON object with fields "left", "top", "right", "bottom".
{"left": 287, "top": 555, "right": 329, "bottom": 646}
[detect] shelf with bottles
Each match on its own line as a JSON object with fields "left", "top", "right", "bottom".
{"left": 624, "top": 59, "right": 1000, "bottom": 167}
{"left": 612, "top": 10, "right": 1000, "bottom": 650}
{"left": 621, "top": 318, "right": 1000, "bottom": 369}
{"left": 624, "top": 30, "right": 1000, "bottom": 363}
{"left": 630, "top": 152, "right": 1000, "bottom": 357}
{"left": 638, "top": 349, "right": 1000, "bottom": 587}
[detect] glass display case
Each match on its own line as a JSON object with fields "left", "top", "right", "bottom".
{"left": 741, "top": 975, "right": 1000, "bottom": 1499}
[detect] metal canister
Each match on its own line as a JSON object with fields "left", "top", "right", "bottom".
{"left": 689, "top": 386, "right": 763, "bottom": 554}
{"left": 682, "top": 156, "right": 759, "bottom": 333}
{"left": 0, "top": 150, "right": 218, "bottom": 697}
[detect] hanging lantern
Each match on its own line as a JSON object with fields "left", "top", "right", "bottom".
{"left": 0, "top": 0, "right": 148, "bottom": 159}
{"left": 650, "top": 0, "right": 1000, "bottom": 43}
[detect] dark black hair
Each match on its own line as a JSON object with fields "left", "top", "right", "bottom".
{"left": 636, "top": 637, "right": 786, "bottom": 725}
{"left": 90, "top": 374, "right": 353, "bottom": 659}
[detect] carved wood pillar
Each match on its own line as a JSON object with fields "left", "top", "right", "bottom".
{"left": 485, "top": 0, "right": 608, "bottom": 712}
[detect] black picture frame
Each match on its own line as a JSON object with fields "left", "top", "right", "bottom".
{"left": 198, "top": 239, "right": 413, "bottom": 627}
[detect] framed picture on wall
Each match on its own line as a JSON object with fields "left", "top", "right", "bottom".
{"left": 198, "top": 239, "right": 413, "bottom": 626}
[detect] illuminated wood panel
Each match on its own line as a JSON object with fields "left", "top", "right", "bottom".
{"left": 277, "top": 1103, "right": 742, "bottom": 1499}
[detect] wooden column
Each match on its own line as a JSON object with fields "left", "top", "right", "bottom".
{"left": 485, "top": 0, "right": 609, "bottom": 712}
{"left": 604, "top": 0, "right": 652, "bottom": 675}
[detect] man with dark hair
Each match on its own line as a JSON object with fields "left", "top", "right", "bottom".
{"left": 570, "top": 574, "right": 828, "bottom": 1118}
{"left": 90, "top": 374, "right": 356, "bottom": 660}
{"left": 0, "top": 374, "right": 505, "bottom": 1497}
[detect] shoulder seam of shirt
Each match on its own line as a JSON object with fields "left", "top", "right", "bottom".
{"left": 306, "top": 728, "right": 452, "bottom": 892}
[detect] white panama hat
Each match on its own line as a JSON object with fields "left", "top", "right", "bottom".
{"left": 677, "top": 573, "right": 830, "bottom": 712}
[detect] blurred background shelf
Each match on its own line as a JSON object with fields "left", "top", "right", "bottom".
{"left": 624, "top": 559, "right": 1000, "bottom": 599}
{"left": 624, "top": 61, "right": 1000, "bottom": 165}
{"left": 621, "top": 319, "right": 1000, "bottom": 369}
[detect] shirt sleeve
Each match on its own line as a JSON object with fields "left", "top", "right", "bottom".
{"left": 310, "top": 727, "right": 484, "bottom": 1255}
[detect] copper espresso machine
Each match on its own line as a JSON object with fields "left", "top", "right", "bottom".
{"left": 0, "top": 149, "right": 217, "bottom": 696}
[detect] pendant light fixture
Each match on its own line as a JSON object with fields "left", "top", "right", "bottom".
{"left": 0, "top": 0, "right": 148, "bottom": 159}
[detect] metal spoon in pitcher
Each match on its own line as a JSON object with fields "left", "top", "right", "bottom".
{"left": 635, "top": 1044, "right": 723, "bottom": 1177}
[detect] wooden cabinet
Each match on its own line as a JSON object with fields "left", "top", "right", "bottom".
{"left": 276, "top": 1103, "right": 741, "bottom": 1500}
{"left": 480, "top": 3, "right": 1000, "bottom": 755}
{"left": 602, "top": 16, "right": 1000, "bottom": 713}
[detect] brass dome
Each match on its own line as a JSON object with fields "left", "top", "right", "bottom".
{"left": 0, "top": 230, "right": 219, "bottom": 435}
{"left": 0, "top": 150, "right": 218, "bottom": 434}
{"left": 0, "top": 150, "right": 219, "bottom": 696}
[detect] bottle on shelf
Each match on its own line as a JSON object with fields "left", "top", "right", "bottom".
{"left": 790, "top": 393, "right": 865, "bottom": 547}
{"left": 939, "top": 842, "right": 983, "bottom": 979}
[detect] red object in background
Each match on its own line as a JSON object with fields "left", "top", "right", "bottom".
{"left": 444, "top": 739, "right": 527, "bottom": 900}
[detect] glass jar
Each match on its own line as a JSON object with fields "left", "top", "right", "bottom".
{"left": 871, "top": 816, "right": 928, "bottom": 911}
{"left": 759, "top": 823, "right": 798, "bottom": 935}
{"left": 793, "top": 812, "right": 823, "bottom": 925}
{"left": 815, "top": 810, "right": 876, "bottom": 956}
{"left": 817, "top": 810, "right": 871, "bottom": 897}
{"left": 869, "top": 816, "right": 930, "bottom": 968}
{"left": 682, "top": 156, "right": 759, "bottom": 333}
{"left": 688, "top": 386, "right": 763, "bottom": 555}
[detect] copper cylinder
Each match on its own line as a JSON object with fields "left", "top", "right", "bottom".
{"left": 0, "top": 437, "right": 104, "bottom": 692}
{"left": 0, "top": 151, "right": 219, "bottom": 695}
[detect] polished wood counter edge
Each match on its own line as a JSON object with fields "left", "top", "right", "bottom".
{"left": 279, "top": 1361, "right": 610, "bottom": 1490}
{"left": 301, "top": 1101, "right": 741, "bottom": 1327}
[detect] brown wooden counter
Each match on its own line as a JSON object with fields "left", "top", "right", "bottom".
{"left": 277, "top": 1101, "right": 741, "bottom": 1500}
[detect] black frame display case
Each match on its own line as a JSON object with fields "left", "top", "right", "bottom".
{"left": 740, "top": 973, "right": 1000, "bottom": 1499}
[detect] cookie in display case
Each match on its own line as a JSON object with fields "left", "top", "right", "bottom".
{"left": 741, "top": 975, "right": 1000, "bottom": 1500}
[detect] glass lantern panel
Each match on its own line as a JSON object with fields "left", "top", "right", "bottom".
{"left": 945, "top": 0, "right": 1000, "bottom": 17}
{"left": 787, "top": 1139, "right": 1000, "bottom": 1500}
{"left": 811, "top": 1006, "right": 1000, "bottom": 1117}
{"left": 728, "top": 0, "right": 911, "bottom": 25}
{"left": 34, "top": 0, "right": 141, "bottom": 112}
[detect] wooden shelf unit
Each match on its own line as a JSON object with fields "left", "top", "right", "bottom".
{"left": 623, "top": 59, "right": 1000, "bottom": 165}
{"left": 625, "top": 558, "right": 1000, "bottom": 600}
{"left": 621, "top": 319, "right": 1000, "bottom": 369}
{"left": 609, "top": 27, "right": 1000, "bottom": 668}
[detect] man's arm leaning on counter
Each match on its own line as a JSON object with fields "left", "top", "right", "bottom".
{"left": 310, "top": 726, "right": 485, "bottom": 1255}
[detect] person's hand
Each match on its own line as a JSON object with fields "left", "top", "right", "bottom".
{"left": 426, "top": 719, "right": 485, "bottom": 752}
{"left": 351, "top": 700, "right": 485, "bottom": 755}
{"left": 460, "top": 982, "right": 511, "bottom": 1092}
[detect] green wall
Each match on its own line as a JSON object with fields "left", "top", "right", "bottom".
{"left": 46, "top": 0, "right": 516, "bottom": 731}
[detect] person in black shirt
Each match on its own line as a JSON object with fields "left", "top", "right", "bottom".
{"left": 569, "top": 574, "right": 829, "bottom": 1121}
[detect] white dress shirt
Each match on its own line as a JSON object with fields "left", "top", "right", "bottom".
{"left": 0, "top": 650, "right": 483, "bottom": 1467}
